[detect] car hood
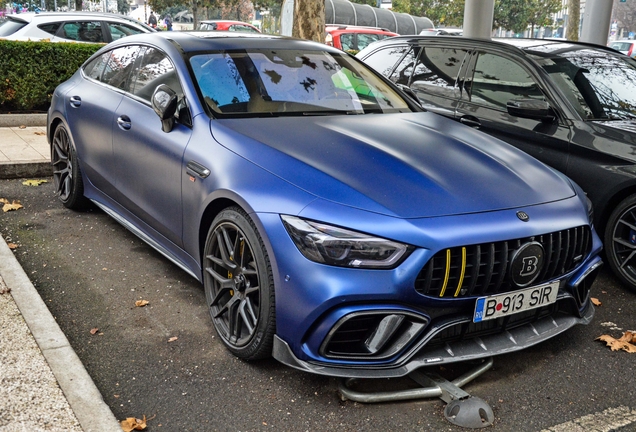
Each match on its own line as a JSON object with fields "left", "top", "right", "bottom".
{"left": 211, "top": 112, "right": 575, "bottom": 218}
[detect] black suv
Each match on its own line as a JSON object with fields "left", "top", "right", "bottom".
{"left": 358, "top": 36, "right": 636, "bottom": 292}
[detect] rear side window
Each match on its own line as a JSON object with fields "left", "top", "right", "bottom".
{"left": 356, "top": 33, "right": 383, "bottom": 51}
{"left": 362, "top": 45, "right": 408, "bottom": 78}
{"left": 410, "top": 47, "right": 468, "bottom": 92}
{"left": 37, "top": 22, "right": 61, "bottom": 36}
{"left": 83, "top": 51, "right": 111, "bottom": 80}
{"left": 0, "top": 18, "right": 27, "bottom": 36}
{"left": 102, "top": 45, "right": 141, "bottom": 90}
{"left": 107, "top": 22, "right": 146, "bottom": 41}
{"left": 62, "top": 21, "right": 104, "bottom": 42}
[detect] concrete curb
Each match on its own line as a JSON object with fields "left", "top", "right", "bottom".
{"left": 0, "top": 113, "right": 47, "bottom": 127}
{"left": 0, "top": 161, "right": 52, "bottom": 179}
{"left": 0, "top": 236, "right": 122, "bottom": 432}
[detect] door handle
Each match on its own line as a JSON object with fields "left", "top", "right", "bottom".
{"left": 117, "top": 115, "right": 132, "bottom": 131}
{"left": 459, "top": 116, "right": 481, "bottom": 128}
{"left": 69, "top": 96, "right": 81, "bottom": 108}
{"left": 186, "top": 161, "right": 210, "bottom": 179}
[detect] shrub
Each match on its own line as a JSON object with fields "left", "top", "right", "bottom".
{"left": 0, "top": 40, "right": 102, "bottom": 112}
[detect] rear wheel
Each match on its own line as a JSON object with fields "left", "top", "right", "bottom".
{"left": 604, "top": 194, "right": 636, "bottom": 292}
{"left": 203, "top": 207, "right": 275, "bottom": 360}
{"left": 51, "top": 123, "right": 89, "bottom": 210}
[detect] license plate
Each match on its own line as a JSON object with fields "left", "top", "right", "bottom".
{"left": 473, "top": 281, "right": 559, "bottom": 323}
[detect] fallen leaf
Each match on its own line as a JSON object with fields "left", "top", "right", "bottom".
{"left": 120, "top": 415, "right": 147, "bottom": 432}
{"left": 22, "top": 179, "right": 48, "bottom": 186}
{"left": 7, "top": 243, "right": 18, "bottom": 250}
{"left": 19, "top": 125, "right": 26, "bottom": 129}
{"left": 135, "top": 300, "right": 150, "bottom": 307}
{"left": 596, "top": 332, "right": 636, "bottom": 353}
{"left": 0, "top": 198, "right": 6, "bottom": 204}
{"left": 0, "top": 288, "right": 11, "bottom": 295}
{"left": 34, "top": 131, "right": 46, "bottom": 136}
{"left": 90, "top": 328, "right": 99, "bottom": 335}
{"left": 591, "top": 297, "right": 601, "bottom": 306}
{"left": 2, "top": 200, "right": 23, "bottom": 212}
{"left": 168, "top": 336, "right": 178, "bottom": 343}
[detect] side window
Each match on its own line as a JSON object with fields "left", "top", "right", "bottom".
{"left": 339, "top": 34, "right": 354, "bottom": 51}
{"left": 83, "top": 51, "right": 112, "bottom": 81}
{"left": 357, "top": 33, "right": 381, "bottom": 51}
{"left": 389, "top": 46, "right": 420, "bottom": 86}
{"left": 130, "top": 47, "right": 182, "bottom": 102}
{"left": 101, "top": 45, "right": 141, "bottom": 90}
{"left": 410, "top": 47, "right": 468, "bottom": 95}
{"left": 108, "top": 22, "right": 146, "bottom": 41}
{"left": 62, "top": 21, "right": 104, "bottom": 42}
{"left": 468, "top": 52, "right": 544, "bottom": 109}
{"left": 37, "top": 22, "right": 61, "bottom": 35}
{"left": 362, "top": 45, "right": 408, "bottom": 78}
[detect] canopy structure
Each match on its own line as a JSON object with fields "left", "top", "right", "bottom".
{"left": 325, "top": 0, "right": 433, "bottom": 35}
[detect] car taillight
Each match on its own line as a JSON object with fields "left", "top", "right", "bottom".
{"left": 628, "top": 44, "right": 634, "bottom": 57}
{"left": 325, "top": 33, "right": 333, "bottom": 46}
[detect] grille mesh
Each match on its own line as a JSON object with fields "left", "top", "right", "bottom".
{"left": 415, "top": 226, "right": 591, "bottom": 298}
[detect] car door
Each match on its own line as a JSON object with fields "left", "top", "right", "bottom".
{"left": 111, "top": 46, "right": 192, "bottom": 247}
{"left": 57, "top": 20, "right": 106, "bottom": 42}
{"left": 63, "top": 46, "right": 139, "bottom": 198}
{"left": 456, "top": 50, "right": 571, "bottom": 173}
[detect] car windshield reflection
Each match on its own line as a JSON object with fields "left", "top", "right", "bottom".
{"left": 190, "top": 49, "right": 412, "bottom": 117}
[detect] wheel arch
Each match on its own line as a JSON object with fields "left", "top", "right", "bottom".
{"left": 597, "top": 183, "right": 636, "bottom": 237}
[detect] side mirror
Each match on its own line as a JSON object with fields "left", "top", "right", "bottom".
{"left": 507, "top": 99, "right": 556, "bottom": 122}
{"left": 152, "top": 84, "right": 178, "bottom": 133}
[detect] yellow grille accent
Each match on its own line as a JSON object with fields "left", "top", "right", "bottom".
{"left": 439, "top": 249, "right": 451, "bottom": 297}
{"left": 453, "top": 247, "right": 467, "bottom": 297}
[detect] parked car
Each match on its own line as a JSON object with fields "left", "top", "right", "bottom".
{"left": 358, "top": 36, "right": 636, "bottom": 292}
{"left": 419, "top": 28, "right": 462, "bottom": 36}
{"left": 197, "top": 20, "right": 260, "bottom": 33}
{"left": 0, "top": 12, "right": 154, "bottom": 43}
{"left": 608, "top": 39, "right": 636, "bottom": 58}
{"left": 47, "top": 31, "right": 601, "bottom": 377}
{"left": 325, "top": 24, "right": 398, "bottom": 53}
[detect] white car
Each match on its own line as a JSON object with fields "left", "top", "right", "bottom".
{"left": 609, "top": 40, "right": 636, "bottom": 58}
{"left": 0, "top": 12, "right": 154, "bottom": 43}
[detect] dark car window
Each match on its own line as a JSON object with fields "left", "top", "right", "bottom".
{"left": 340, "top": 33, "right": 355, "bottom": 51}
{"left": 62, "top": 21, "right": 104, "bottom": 42}
{"left": 468, "top": 52, "right": 544, "bottom": 109}
{"left": 229, "top": 24, "right": 258, "bottom": 32}
{"left": 107, "top": 22, "right": 146, "bottom": 41}
{"left": 362, "top": 45, "right": 408, "bottom": 77}
{"left": 389, "top": 47, "right": 420, "bottom": 85}
{"left": 190, "top": 49, "right": 411, "bottom": 116}
{"left": 0, "top": 17, "right": 26, "bottom": 36}
{"left": 130, "top": 47, "right": 182, "bottom": 101}
{"left": 357, "top": 33, "right": 384, "bottom": 51}
{"left": 37, "top": 22, "right": 62, "bottom": 36}
{"left": 101, "top": 45, "right": 141, "bottom": 90}
{"left": 410, "top": 47, "right": 468, "bottom": 95}
{"left": 83, "top": 51, "right": 112, "bottom": 81}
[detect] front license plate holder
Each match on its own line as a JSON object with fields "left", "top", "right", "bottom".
{"left": 473, "top": 281, "right": 559, "bottom": 323}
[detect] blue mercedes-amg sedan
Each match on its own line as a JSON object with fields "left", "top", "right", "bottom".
{"left": 47, "top": 31, "right": 602, "bottom": 378}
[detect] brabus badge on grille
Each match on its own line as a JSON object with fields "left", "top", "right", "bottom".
{"left": 510, "top": 242, "right": 545, "bottom": 287}
{"left": 517, "top": 211, "right": 530, "bottom": 222}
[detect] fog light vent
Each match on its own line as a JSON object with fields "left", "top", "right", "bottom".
{"left": 321, "top": 311, "right": 428, "bottom": 361}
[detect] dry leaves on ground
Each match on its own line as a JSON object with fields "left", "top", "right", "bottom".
{"left": 7, "top": 243, "right": 18, "bottom": 250}
{"left": 1, "top": 198, "right": 23, "bottom": 212}
{"left": 596, "top": 330, "right": 636, "bottom": 353}
{"left": 120, "top": 415, "right": 147, "bottom": 431}
{"left": 135, "top": 300, "right": 150, "bottom": 307}
{"left": 168, "top": 336, "right": 178, "bottom": 343}
{"left": 591, "top": 297, "right": 602, "bottom": 306}
{"left": 22, "top": 179, "right": 48, "bottom": 186}
{"left": 90, "top": 328, "right": 99, "bottom": 335}
{"left": 34, "top": 131, "right": 46, "bottom": 136}
{"left": 0, "top": 288, "right": 11, "bottom": 295}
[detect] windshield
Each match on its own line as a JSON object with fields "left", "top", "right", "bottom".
{"left": 535, "top": 49, "right": 636, "bottom": 121}
{"left": 189, "top": 49, "right": 412, "bottom": 116}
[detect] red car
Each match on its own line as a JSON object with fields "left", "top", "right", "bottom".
{"left": 197, "top": 20, "right": 260, "bottom": 33}
{"left": 325, "top": 25, "right": 398, "bottom": 52}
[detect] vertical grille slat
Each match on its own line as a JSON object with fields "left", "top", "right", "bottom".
{"left": 415, "top": 226, "right": 592, "bottom": 298}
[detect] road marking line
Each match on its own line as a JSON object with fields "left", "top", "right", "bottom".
{"left": 541, "top": 406, "right": 636, "bottom": 432}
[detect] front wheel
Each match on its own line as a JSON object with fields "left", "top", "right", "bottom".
{"left": 604, "top": 194, "right": 636, "bottom": 292}
{"left": 51, "top": 123, "right": 89, "bottom": 210}
{"left": 203, "top": 207, "right": 275, "bottom": 360}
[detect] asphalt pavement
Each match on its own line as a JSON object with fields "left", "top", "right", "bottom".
{"left": 0, "top": 115, "right": 121, "bottom": 431}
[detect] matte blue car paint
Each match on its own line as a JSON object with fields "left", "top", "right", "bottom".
{"left": 48, "top": 32, "right": 603, "bottom": 377}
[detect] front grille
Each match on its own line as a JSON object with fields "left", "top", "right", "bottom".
{"left": 415, "top": 226, "right": 591, "bottom": 298}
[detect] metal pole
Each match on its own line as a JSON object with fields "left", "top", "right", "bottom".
{"left": 580, "top": 0, "right": 613, "bottom": 45}
{"left": 463, "top": 0, "right": 495, "bottom": 39}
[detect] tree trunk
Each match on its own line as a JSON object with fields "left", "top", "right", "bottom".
{"left": 566, "top": 0, "right": 580, "bottom": 41}
{"left": 292, "top": 0, "right": 325, "bottom": 43}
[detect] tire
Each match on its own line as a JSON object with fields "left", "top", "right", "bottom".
{"left": 604, "top": 194, "right": 636, "bottom": 292}
{"left": 51, "top": 123, "right": 89, "bottom": 210}
{"left": 203, "top": 207, "right": 275, "bottom": 360}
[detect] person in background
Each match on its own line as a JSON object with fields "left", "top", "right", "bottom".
{"left": 148, "top": 11, "right": 157, "bottom": 28}
{"left": 164, "top": 14, "right": 172, "bottom": 31}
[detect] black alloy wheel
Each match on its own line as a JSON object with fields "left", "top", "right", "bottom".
{"left": 605, "top": 194, "right": 636, "bottom": 292}
{"left": 204, "top": 207, "right": 275, "bottom": 360}
{"left": 51, "top": 123, "right": 89, "bottom": 210}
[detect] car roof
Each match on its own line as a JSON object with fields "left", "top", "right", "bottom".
{"left": 4, "top": 11, "right": 152, "bottom": 26}
{"left": 326, "top": 24, "right": 396, "bottom": 33}
{"left": 106, "top": 31, "right": 344, "bottom": 54}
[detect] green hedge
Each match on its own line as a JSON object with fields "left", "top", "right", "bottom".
{"left": 0, "top": 40, "right": 102, "bottom": 113}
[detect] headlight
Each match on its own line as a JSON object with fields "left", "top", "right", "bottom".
{"left": 281, "top": 215, "right": 411, "bottom": 269}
